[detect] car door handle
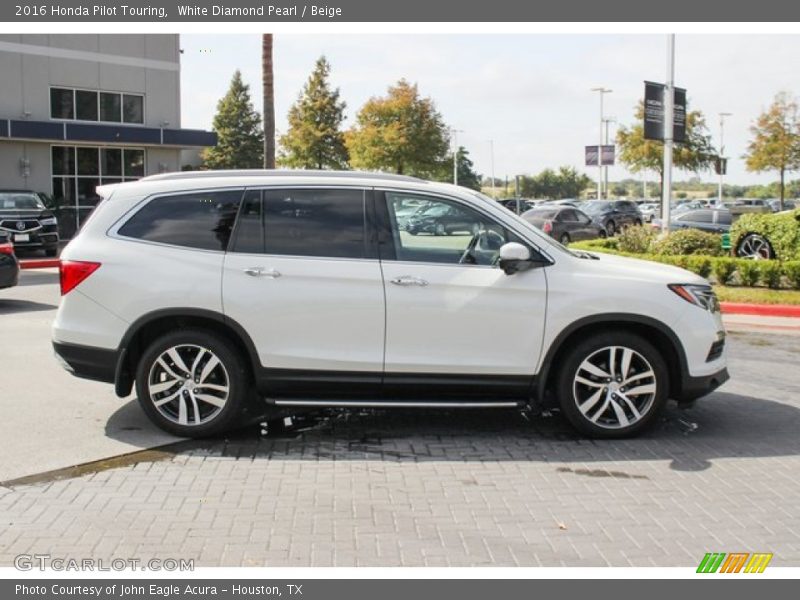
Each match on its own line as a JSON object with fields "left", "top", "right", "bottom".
{"left": 390, "top": 275, "right": 428, "bottom": 287}
{"left": 243, "top": 267, "right": 281, "bottom": 278}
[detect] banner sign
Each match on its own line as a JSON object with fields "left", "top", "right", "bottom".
{"left": 585, "top": 145, "right": 615, "bottom": 166}
{"left": 644, "top": 81, "right": 687, "bottom": 143}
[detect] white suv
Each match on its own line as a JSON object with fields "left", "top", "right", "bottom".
{"left": 53, "top": 171, "right": 728, "bottom": 438}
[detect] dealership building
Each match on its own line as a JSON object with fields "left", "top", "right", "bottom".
{"left": 0, "top": 34, "right": 215, "bottom": 233}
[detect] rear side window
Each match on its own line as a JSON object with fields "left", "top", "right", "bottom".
{"left": 261, "top": 188, "right": 366, "bottom": 259}
{"left": 118, "top": 189, "right": 243, "bottom": 251}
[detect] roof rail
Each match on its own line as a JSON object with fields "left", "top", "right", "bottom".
{"left": 141, "top": 169, "right": 428, "bottom": 184}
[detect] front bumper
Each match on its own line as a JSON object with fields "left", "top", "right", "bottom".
{"left": 677, "top": 367, "right": 730, "bottom": 403}
{"left": 10, "top": 230, "right": 59, "bottom": 250}
{"left": 53, "top": 340, "right": 118, "bottom": 384}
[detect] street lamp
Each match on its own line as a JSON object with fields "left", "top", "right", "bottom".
{"left": 718, "top": 112, "right": 732, "bottom": 206}
{"left": 489, "top": 139, "right": 496, "bottom": 199}
{"left": 450, "top": 127, "right": 463, "bottom": 186}
{"left": 602, "top": 116, "right": 616, "bottom": 198}
{"left": 591, "top": 87, "right": 612, "bottom": 199}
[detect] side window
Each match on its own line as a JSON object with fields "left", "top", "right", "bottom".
{"left": 262, "top": 188, "right": 366, "bottom": 259}
{"left": 230, "top": 189, "right": 263, "bottom": 254}
{"left": 118, "top": 189, "right": 242, "bottom": 251}
{"left": 385, "top": 192, "right": 521, "bottom": 266}
{"left": 716, "top": 211, "right": 732, "bottom": 225}
{"left": 575, "top": 210, "right": 592, "bottom": 224}
{"left": 559, "top": 209, "right": 579, "bottom": 222}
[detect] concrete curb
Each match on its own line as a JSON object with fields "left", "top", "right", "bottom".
{"left": 721, "top": 302, "right": 800, "bottom": 318}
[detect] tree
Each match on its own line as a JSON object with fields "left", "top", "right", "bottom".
{"left": 203, "top": 70, "right": 264, "bottom": 169}
{"left": 262, "top": 34, "right": 275, "bottom": 169}
{"left": 278, "top": 56, "right": 349, "bottom": 170}
{"left": 616, "top": 101, "right": 715, "bottom": 194}
{"left": 432, "top": 146, "right": 482, "bottom": 190}
{"left": 346, "top": 79, "right": 450, "bottom": 177}
{"left": 744, "top": 91, "right": 800, "bottom": 210}
{"left": 519, "top": 166, "right": 591, "bottom": 199}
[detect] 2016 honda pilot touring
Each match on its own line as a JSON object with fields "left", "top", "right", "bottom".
{"left": 53, "top": 171, "right": 728, "bottom": 438}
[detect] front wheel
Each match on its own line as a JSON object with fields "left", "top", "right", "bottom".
{"left": 555, "top": 332, "right": 669, "bottom": 438}
{"left": 736, "top": 233, "right": 774, "bottom": 260}
{"left": 135, "top": 329, "right": 250, "bottom": 437}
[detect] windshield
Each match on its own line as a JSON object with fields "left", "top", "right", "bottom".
{"left": 524, "top": 208, "right": 559, "bottom": 220}
{"left": 0, "top": 193, "right": 45, "bottom": 210}
{"left": 581, "top": 201, "right": 609, "bottom": 215}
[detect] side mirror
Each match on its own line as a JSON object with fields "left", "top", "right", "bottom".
{"left": 498, "top": 242, "right": 535, "bottom": 275}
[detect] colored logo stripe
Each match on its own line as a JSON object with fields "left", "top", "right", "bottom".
{"left": 697, "top": 552, "right": 773, "bottom": 573}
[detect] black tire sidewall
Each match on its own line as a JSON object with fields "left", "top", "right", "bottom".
{"left": 135, "top": 329, "right": 248, "bottom": 438}
{"left": 556, "top": 331, "right": 669, "bottom": 438}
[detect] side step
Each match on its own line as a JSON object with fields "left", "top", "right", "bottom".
{"left": 271, "top": 399, "right": 524, "bottom": 409}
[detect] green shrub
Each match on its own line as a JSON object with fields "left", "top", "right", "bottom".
{"left": 759, "top": 262, "right": 783, "bottom": 289}
{"left": 651, "top": 229, "right": 724, "bottom": 256}
{"left": 617, "top": 225, "right": 656, "bottom": 254}
{"left": 738, "top": 261, "right": 760, "bottom": 287}
{"left": 784, "top": 262, "right": 800, "bottom": 289}
{"left": 730, "top": 209, "right": 800, "bottom": 261}
{"left": 712, "top": 258, "right": 737, "bottom": 285}
{"left": 685, "top": 256, "right": 713, "bottom": 278}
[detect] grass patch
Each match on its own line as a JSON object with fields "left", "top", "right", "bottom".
{"left": 714, "top": 286, "right": 800, "bottom": 305}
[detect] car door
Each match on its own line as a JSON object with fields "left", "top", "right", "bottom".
{"left": 222, "top": 187, "right": 385, "bottom": 395}
{"left": 572, "top": 209, "right": 596, "bottom": 239}
{"left": 378, "top": 190, "right": 548, "bottom": 396}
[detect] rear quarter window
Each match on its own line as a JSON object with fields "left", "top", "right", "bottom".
{"left": 118, "top": 189, "right": 243, "bottom": 251}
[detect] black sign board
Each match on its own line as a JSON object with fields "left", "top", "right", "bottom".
{"left": 585, "top": 145, "right": 615, "bottom": 166}
{"left": 714, "top": 157, "right": 728, "bottom": 175}
{"left": 644, "top": 81, "right": 687, "bottom": 143}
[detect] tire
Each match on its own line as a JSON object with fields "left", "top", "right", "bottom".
{"left": 44, "top": 247, "right": 58, "bottom": 258}
{"left": 559, "top": 232, "right": 571, "bottom": 245}
{"left": 598, "top": 230, "right": 607, "bottom": 239}
{"left": 135, "top": 329, "right": 250, "bottom": 438}
{"left": 435, "top": 223, "right": 446, "bottom": 236}
{"left": 606, "top": 220, "right": 616, "bottom": 236}
{"left": 634, "top": 219, "right": 643, "bottom": 227}
{"left": 736, "top": 233, "right": 774, "bottom": 260}
{"left": 555, "top": 331, "right": 669, "bottom": 439}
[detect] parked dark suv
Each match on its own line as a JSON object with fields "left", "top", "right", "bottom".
{"left": 580, "top": 200, "right": 643, "bottom": 236}
{"left": 0, "top": 190, "right": 59, "bottom": 256}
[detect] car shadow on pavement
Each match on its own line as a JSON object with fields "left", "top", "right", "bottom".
{"left": 0, "top": 298, "right": 57, "bottom": 313}
{"left": 95, "top": 391, "right": 800, "bottom": 477}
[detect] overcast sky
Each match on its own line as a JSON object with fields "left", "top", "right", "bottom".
{"left": 180, "top": 34, "right": 800, "bottom": 186}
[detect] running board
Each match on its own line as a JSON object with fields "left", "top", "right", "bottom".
{"left": 271, "top": 399, "right": 523, "bottom": 409}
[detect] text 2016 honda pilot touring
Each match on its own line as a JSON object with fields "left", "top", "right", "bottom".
{"left": 53, "top": 171, "right": 728, "bottom": 438}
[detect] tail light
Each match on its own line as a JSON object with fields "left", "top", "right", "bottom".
{"left": 59, "top": 260, "right": 101, "bottom": 296}
{"left": 0, "top": 242, "right": 14, "bottom": 256}
{"left": 543, "top": 220, "right": 553, "bottom": 234}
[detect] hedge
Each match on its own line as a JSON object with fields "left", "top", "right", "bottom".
{"left": 570, "top": 238, "right": 800, "bottom": 289}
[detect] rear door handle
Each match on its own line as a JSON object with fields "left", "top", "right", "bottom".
{"left": 390, "top": 275, "right": 428, "bottom": 287}
{"left": 244, "top": 267, "right": 281, "bottom": 278}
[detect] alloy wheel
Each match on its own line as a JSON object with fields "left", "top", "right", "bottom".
{"left": 736, "top": 233, "right": 773, "bottom": 260}
{"left": 146, "top": 344, "right": 230, "bottom": 426}
{"left": 572, "top": 345, "right": 657, "bottom": 430}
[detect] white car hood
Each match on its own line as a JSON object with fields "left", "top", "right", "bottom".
{"left": 587, "top": 251, "right": 709, "bottom": 286}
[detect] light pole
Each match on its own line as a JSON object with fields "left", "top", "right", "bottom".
{"left": 661, "top": 35, "right": 675, "bottom": 234}
{"left": 602, "top": 116, "right": 616, "bottom": 198}
{"left": 450, "top": 128, "right": 463, "bottom": 186}
{"left": 591, "top": 87, "right": 612, "bottom": 199}
{"left": 718, "top": 112, "right": 732, "bottom": 207}
{"left": 489, "top": 139, "right": 496, "bottom": 198}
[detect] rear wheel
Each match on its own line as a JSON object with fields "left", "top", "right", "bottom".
{"left": 606, "top": 220, "right": 616, "bottom": 236}
{"left": 559, "top": 232, "right": 571, "bottom": 245}
{"left": 555, "top": 332, "right": 669, "bottom": 438}
{"left": 135, "top": 329, "right": 249, "bottom": 437}
{"left": 435, "top": 223, "right": 446, "bottom": 236}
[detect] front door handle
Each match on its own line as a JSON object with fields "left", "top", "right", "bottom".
{"left": 244, "top": 267, "right": 281, "bottom": 278}
{"left": 390, "top": 275, "right": 428, "bottom": 287}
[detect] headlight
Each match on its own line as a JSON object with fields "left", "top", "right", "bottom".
{"left": 40, "top": 217, "right": 58, "bottom": 226}
{"left": 669, "top": 284, "right": 720, "bottom": 312}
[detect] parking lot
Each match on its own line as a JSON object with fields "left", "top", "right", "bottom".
{"left": 1, "top": 269, "right": 799, "bottom": 567}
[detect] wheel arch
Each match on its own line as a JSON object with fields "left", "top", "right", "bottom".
{"left": 113, "top": 308, "right": 261, "bottom": 398}
{"left": 534, "top": 314, "right": 688, "bottom": 405}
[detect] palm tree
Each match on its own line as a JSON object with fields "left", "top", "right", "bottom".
{"left": 262, "top": 34, "right": 275, "bottom": 169}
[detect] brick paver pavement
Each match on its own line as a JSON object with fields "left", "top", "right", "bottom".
{"left": 1, "top": 331, "right": 799, "bottom": 567}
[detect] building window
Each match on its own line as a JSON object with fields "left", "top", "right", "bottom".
{"left": 49, "top": 88, "right": 145, "bottom": 124}
{"left": 52, "top": 145, "right": 145, "bottom": 209}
